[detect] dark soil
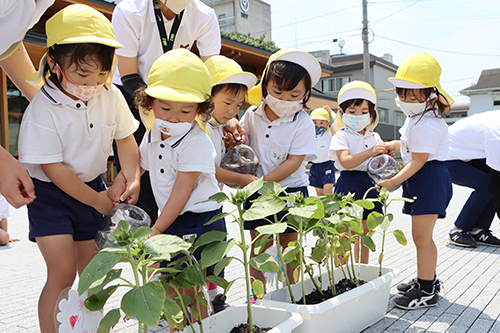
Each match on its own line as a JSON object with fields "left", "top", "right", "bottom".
{"left": 229, "top": 324, "right": 271, "bottom": 333}
{"left": 297, "top": 278, "right": 367, "bottom": 305}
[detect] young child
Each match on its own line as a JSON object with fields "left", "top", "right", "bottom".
{"left": 204, "top": 55, "right": 258, "bottom": 189}
{"left": 17, "top": 5, "right": 140, "bottom": 332}
{"left": 133, "top": 49, "right": 227, "bottom": 329}
{"left": 377, "top": 52, "right": 453, "bottom": 309}
{"left": 0, "top": 194, "right": 19, "bottom": 245}
{"left": 329, "top": 80, "right": 386, "bottom": 264}
{"left": 309, "top": 106, "right": 336, "bottom": 196}
{"left": 242, "top": 48, "right": 320, "bottom": 299}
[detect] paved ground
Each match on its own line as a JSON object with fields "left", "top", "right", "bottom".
{"left": 1, "top": 180, "right": 500, "bottom": 332}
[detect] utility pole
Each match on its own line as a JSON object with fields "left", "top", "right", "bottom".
{"left": 362, "top": 0, "right": 370, "bottom": 84}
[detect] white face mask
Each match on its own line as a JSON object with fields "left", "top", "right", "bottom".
{"left": 56, "top": 64, "right": 103, "bottom": 102}
{"left": 264, "top": 92, "right": 303, "bottom": 118}
{"left": 342, "top": 113, "right": 371, "bottom": 132}
{"left": 161, "top": 0, "right": 192, "bottom": 14}
{"left": 394, "top": 92, "right": 437, "bottom": 117}
{"left": 154, "top": 118, "right": 193, "bottom": 137}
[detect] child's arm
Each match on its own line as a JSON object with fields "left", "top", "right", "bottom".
{"left": 386, "top": 140, "right": 401, "bottom": 152}
{"left": 215, "top": 166, "right": 258, "bottom": 188}
{"left": 114, "top": 135, "right": 141, "bottom": 204}
{"left": 377, "top": 152, "right": 428, "bottom": 191}
{"left": 263, "top": 154, "right": 305, "bottom": 183}
{"left": 151, "top": 171, "right": 200, "bottom": 236}
{"left": 108, "top": 167, "right": 146, "bottom": 204}
{"left": 323, "top": 105, "right": 337, "bottom": 135}
{"left": 335, "top": 142, "right": 388, "bottom": 169}
{"left": 41, "top": 163, "right": 114, "bottom": 215}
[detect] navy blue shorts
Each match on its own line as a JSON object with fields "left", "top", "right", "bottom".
{"left": 309, "top": 161, "right": 336, "bottom": 188}
{"left": 334, "top": 171, "right": 383, "bottom": 220}
{"left": 402, "top": 160, "right": 452, "bottom": 218}
{"left": 27, "top": 177, "right": 106, "bottom": 242}
{"left": 243, "top": 186, "right": 309, "bottom": 233}
{"left": 160, "top": 208, "right": 227, "bottom": 277}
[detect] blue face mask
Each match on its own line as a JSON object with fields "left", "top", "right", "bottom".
{"left": 315, "top": 126, "right": 326, "bottom": 136}
{"left": 342, "top": 113, "right": 371, "bottom": 132}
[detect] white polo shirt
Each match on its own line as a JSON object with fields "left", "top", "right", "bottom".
{"left": 207, "top": 120, "right": 225, "bottom": 166}
{"left": 241, "top": 104, "right": 317, "bottom": 188}
{"left": 448, "top": 110, "right": 500, "bottom": 172}
{"left": 329, "top": 127, "right": 383, "bottom": 171}
{"left": 0, "top": 0, "right": 54, "bottom": 59}
{"left": 312, "top": 130, "right": 333, "bottom": 164}
{"left": 140, "top": 124, "right": 221, "bottom": 214}
{"left": 398, "top": 112, "right": 449, "bottom": 166}
{"left": 112, "top": 0, "right": 221, "bottom": 85}
{"left": 19, "top": 83, "right": 139, "bottom": 183}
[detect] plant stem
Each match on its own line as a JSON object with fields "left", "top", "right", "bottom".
{"left": 237, "top": 204, "right": 253, "bottom": 333}
{"left": 298, "top": 217, "right": 306, "bottom": 305}
{"left": 275, "top": 232, "right": 296, "bottom": 304}
{"left": 379, "top": 201, "right": 388, "bottom": 277}
{"left": 349, "top": 247, "right": 359, "bottom": 286}
{"left": 303, "top": 258, "right": 322, "bottom": 296}
{"left": 125, "top": 246, "right": 143, "bottom": 333}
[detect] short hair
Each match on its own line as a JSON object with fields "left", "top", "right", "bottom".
{"left": 211, "top": 83, "right": 248, "bottom": 98}
{"left": 340, "top": 99, "right": 377, "bottom": 125}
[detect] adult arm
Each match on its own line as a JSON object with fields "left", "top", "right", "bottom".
{"left": 0, "top": 44, "right": 39, "bottom": 101}
{"left": 224, "top": 118, "right": 247, "bottom": 148}
{"left": 0, "top": 147, "right": 35, "bottom": 208}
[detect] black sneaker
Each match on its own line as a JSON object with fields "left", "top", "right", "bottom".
{"left": 212, "top": 293, "right": 230, "bottom": 313}
{"left": 470, "top": 230, "right": 500, "bottom": 247}
{"left": 393, "top": 282, "right": 438, "bottom": 310}
{"left": 397, "top": 277, "right": 442, "bottom": 295}
{"left": 448, "top": 230, "right": 477, "bottom": 248}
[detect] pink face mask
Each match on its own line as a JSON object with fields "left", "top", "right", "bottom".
{"left": 56, "top": 64, "right": 104, "bottom": 102}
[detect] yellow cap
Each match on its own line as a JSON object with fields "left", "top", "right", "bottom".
{"left": 338, "top": 80, "right": 377, "bottom": 105}
{"left": 247, "top": 48, "right": 321, "bottom": 106}
{"left": 310, "top": 108, "right": 330, "bottom": 122}
{"left": 205, "top": 55, "right": 257, "bottom": 90}
{"left": 46, "top": 4, "right": 122, "bottom": 49}
{"left": 140, "top": 49, "right": 211, "bottom": 131}
{"left": 388, "top": 53, "right": 454, "bottom": 108}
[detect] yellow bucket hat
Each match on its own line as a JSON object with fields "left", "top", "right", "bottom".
{"left": 205, "top": 55, "right": 257, "bottom": 90}
{"left": 310, "top": 108, "right": 330, "bottom": 129}
{"left": 388, "top": 52, "right": 454, "bottom": 108}
{"left": 333, "top": 80, "right": 379, "bottom": 132}
{"left": 141, "top": 49, "right": 211, "bottom": 131}
{"left": 46, "top": 4, "right": 122, "bottom": 49}
{"left": 247, "top": 48, "right": 321, "bottom": 106}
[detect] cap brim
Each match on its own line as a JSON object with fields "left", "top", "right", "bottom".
{"left": 338, "top": 89, "right": 376, "bottom": 105}
{"left": 388, "top": 78, "right": 427, "bottom": 89}
{"left": 274, "top": 51, "right": 321, "bottom": 86}
{"left": 56, "top": 36, "right": 123, "bottom": 48}
{"left": 218, "top": 73, "right": 257, "bottom": 91}
{"left": 145, "top": 86, "right": 206, "bottom": 103}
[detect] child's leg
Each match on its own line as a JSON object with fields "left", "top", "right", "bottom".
{"left": 37, "top": 235, "right": 78, "bottom": 333}
{"left": 0, "top": 218, "right": 9, "bottom": 245}
{"left": 323, "top": 183, "right": 334, "bottom": 195}
{"left": 354, "top": 220, "right": 369, "bottom": 264}
{"left": 279, "top": 232, "right": 298, "bottom": 285}
{"left": 412, "top": 214, "right": 438, "bottom": 280}
{"left": 74, "top": 239, "right": 98, "bottom": 275}
{"left": 314, "top": 187, "right": 324, "bottom": 196}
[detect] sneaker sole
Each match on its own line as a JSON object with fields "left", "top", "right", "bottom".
{"left": 447, "top": 238, "right": 477, "bottom": 248}
{"left": 475, "top": 241, "right": 500, "bottom": 247}
{"left": 392, "top": 299, "right": 438, "bottom": 310}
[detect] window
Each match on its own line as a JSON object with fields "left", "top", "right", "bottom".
{"left": 395, "top": 111, "right": 404, "bottom": 126}
{"left": 218, "top": 14, "right": 226, "bottom": 26}
{"left": 494, "top": 95, "right": 500, "bottom": 106}
{"left": 322, "top": 76, "right": 350, "bottom": 92}
{"left": 378, "top": 107, "right": 389, "bottom": 123}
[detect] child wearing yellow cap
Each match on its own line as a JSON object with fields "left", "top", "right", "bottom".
{"left": 133, "top": 48, "right": 226, "bottom": 328}
{"left": 378, "top": 53, "right": 453, "bottom": 310}
{"left": 17, "top": 5, "right": 140, "bottom": 332}
{"left": 309, "top": 106, "right": 337, "bottom": 196}
{"left": 329, "top": 80, "right": 390, "bottom": 264}
{"left": 241, "top": 48, "right": 320, "bottom": 300}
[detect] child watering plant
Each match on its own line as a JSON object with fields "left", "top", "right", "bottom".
{"left": 242, "top": 48, "right": 320, "bottom": 301}
{"left": 329, "top": 80, "right": 387, "bottom": 264}
{"left": 378, "top": 52, "right": 453, "bottom": 309}
{"left": 18, "top": 5, "right": 140, "bottom": 332}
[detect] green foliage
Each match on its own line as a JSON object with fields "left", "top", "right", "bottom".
{"left": 221, "top": 31, "right": 280, "bottom": 53}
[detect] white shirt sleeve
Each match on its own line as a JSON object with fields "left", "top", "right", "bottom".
{"left": 177, "top": 130, "right": 216, "bottom": 173}
{"left": 329, "top": 131, "right": 349, "bottom": 159}
{"left": 289, "top": 114, "right": 317, "bottom": 161}
{"left": 194, "top": 6, "right": 221, "bottom": 57}
{"left": 112, "top": 2, "right": 142, "bottom": 59}
{"left": 410, "top": 118, "right": 446, "bottom": 155}
{"left": 139, "top": 134, "right": 150, "bottom": 171}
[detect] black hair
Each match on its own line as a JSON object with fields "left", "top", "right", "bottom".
{"left": 340, "top": 99, "right": 377, "bottom": 126}
{"left": 395, "top": 87, "right": 449, "bottom": 117}
{"left": 211, "top": 83, "right": 248, "bottom": 98}
{"left": 44, "top": 43, "right": 115, "bottom": 91}
{"left": 261, "top": 60, "right": 312, "bottom": 109}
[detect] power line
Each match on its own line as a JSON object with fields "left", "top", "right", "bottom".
{"left": 369, "top": 0, "right": 424, "bottom": 26}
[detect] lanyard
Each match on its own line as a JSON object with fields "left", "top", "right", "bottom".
{"left": 153, "top": 0, "right": 184, "bottom": 53}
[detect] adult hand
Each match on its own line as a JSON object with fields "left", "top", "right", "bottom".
{"left": 0, "top": 148, "right": 35, "bottom": 208}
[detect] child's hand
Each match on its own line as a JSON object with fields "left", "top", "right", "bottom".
{"left": 121, "top": 178, "right": 140, "bottom": 205}
{"left": 238, "top": 174, "right": 259, "bottom": 188}
{"left": 371, "top": 143, "right": 388, "bottom": 157}
{"left": 323, "top": 105, "right": 336, "bottom": 122}
{"left": 94, "top": 190, "right": 115, "bottom": 215}
{"left": 149, "top": 225, "right": 163, "bottom": 238}
{"left": 107, "top": 172, "right": 126, "bottom": 204}
{"left": 377, "top": 179, "right": 395, "bottom": 192}
{"left": 387, "top": 149, "right": 396, "bottom": 159}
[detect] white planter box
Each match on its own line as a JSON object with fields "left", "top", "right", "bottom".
{"left": 179, "top": 304, "right": 303, "bottom": 333}
{"left": 257, "top": 264, "right": 398, "bottom": 333}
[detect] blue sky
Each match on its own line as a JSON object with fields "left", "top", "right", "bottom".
{"left": 263, "top": 0, "right": 500, "bottom": 104}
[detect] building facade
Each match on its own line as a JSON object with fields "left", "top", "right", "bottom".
{"left": 460, "top": 68, "right": 500, "bottom": 115}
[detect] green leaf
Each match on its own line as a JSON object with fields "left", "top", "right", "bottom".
{"left": 191, "top": 230, "right": 227, "bottom": 252}
{"left": 199, "top": 240, "right": 234, "bottom": 269}
{"left": 79, "top": 251, "right": 123, "bottom": 295}
{"left": 205, "top": 211, "right": 234, "bottom": 226}
{"left": 96, "top": 308, "right": 120, "bottom": 333}
{"left": 379, "top": 215, "right": 392, "bottom": 230}
{"left": 89, "top": 269, "right": 122, "bottom": 294}
{"left": 393, "top": 229, "right": 407, "bottom": 246}
{"left": 243, "top": 194, "right": 286, "bottom": 221}
{"left": 240, "top": 177, "right": 264, "bottom": 200}
{"left": 252, "top": 279, "right": 265, "bottom": 298}
{"left": 361, "top": 235, "right": 376, "bottom": 252}
{"left": 132, "top": 226, "right": 153, "bottom": 239}
{"left": 282, "top": 243, "right": 299, "bottom": 263}
{"left": 255, "top": 222, "right": 288, "bottom": 235}
{"left": 339, "top": 238, "right": 352, "bottom": 251}
{"left": 199, "top": 192, "right": 229, "bottom": 204}
{"left": 213, "top": 256, "right": 233, "bottom": 276}
{"left": 85, "top": 285, "right": 118, "bottom": 311}
{"left": 289, "top": 204, "right": 319, "bottom": 219}
{"left": 354, "top": 199, "right": 375, "bottom": 210}
{"left": 340, "top": 204, "right": 364, "bottom": 221}
{"left": 162, "top": 297, "right": 184, "bottom": 327}
{"left": 145, "top": 234, "right": 191, "bottom": 261}
{"left": 121, "top": 281, "right": 165, "bottom": 326}
{"left": 389, "top": 197, "right": 414, "bottom": 204}
{"left": 366, "top": 211, "right": 382, "bottom": 230}
{"left": 253, "top": 234, "right": 272, "bottom": 255}
{"left": 180, "top": 265, "right": 205, "bottom": 286}
{"left": 347, "top": 219, "right": 364, "bottom": 235}
{"left": 206, "top": 275, "right": 229, "bottom": 289}
{"left": 258, "top": 181, "right": 284, "bottom": 196}
{"left": 250, "top": 253, "right": 280, "bottom": 273}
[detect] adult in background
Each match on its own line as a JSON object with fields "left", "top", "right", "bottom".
{"left": 446, "top": 110, "right": 500, "bottom": 248}
{"left": 111, "top": 0, "right": 223, "bottom": 221}
{"left": 0, "top": 0, "right": 55, "bottom": 207}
